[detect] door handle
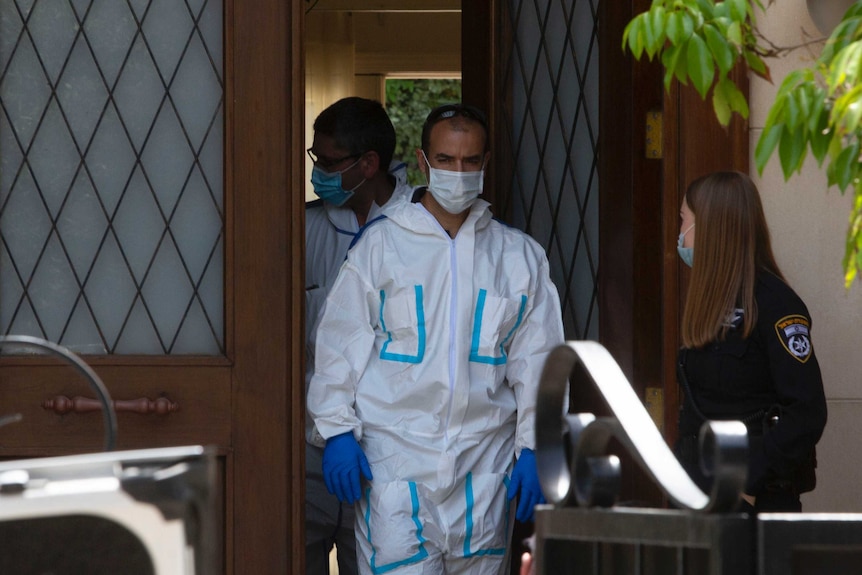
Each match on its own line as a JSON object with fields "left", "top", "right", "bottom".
{"left": 42, "top": 395, "right": 180, "bottom": 415}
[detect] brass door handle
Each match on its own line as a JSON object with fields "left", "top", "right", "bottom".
{"left": 42, "top": 395, "right": 180, "bottom": 415}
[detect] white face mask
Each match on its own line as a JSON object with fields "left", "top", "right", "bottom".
{"left": 422, "top": 151, "right": 484, "bottom": 214}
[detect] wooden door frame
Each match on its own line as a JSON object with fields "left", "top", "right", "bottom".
{"left": 231, "top": 0, "right": 304, "bottom": 572}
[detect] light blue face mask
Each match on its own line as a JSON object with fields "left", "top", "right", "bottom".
{"left": 310, "top": 158, "right": 366, "bottom": 207}
{"left": 677, "top": 223, "right": 694, "bottom": 267}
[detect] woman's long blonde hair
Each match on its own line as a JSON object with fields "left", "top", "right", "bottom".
{"left": 681, "top": 171, "right": 784, "bottom": 348}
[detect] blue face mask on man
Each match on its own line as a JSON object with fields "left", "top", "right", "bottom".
{"left": 310, "top": 157, "right": 366, "bottom": 207}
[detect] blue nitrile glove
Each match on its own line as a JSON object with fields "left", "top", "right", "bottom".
{"left": 507, "top": 448, "right": 545, "bottom": 523}
{"left": 322, "top": 431, "right": 373, "bottom": 504}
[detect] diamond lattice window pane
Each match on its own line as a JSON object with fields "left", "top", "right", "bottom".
{"left": 505, "top": 0, "right": 599, "bottom": 340}
{"left": 27, "top": 101, "right": 80, "bottom": 219}
{"left": 0, "top": 0, "right": 224, "bottom": 355}
{"left": 57, "top": 39, "right": 111, "bottom": 150}
{"left": 113, "top": 36, "right": 166, "bottom": 153}
{"left": 2, "top": 33, "right": 51, "bottom": 149}
{"left": 83, "top": 1, "right": 137, "bottom": 88}
{"left": 28, "top": 0, "right": 77, "bottom": 85}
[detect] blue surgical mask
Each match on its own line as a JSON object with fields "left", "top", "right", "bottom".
{"left": 310, "top": 158, "right": 366, "bottom": 206}
{"left": 677, "top": 223, "right": 694, "bottom": 267}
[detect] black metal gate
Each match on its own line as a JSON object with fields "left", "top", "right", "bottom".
{"left": 533, "top": 341, "right": 862, "bottom": 574}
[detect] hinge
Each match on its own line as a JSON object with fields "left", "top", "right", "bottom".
{"left": 645, "top": 109, "right": 663, "bottom": 159}
{"left": 644, "top": 386, "right": 664, "bottom": 432}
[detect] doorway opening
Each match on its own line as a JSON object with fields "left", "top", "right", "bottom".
{"left": 304, "top": 5, "right": 461, "bottom": 200}
{"left": 385, "top": 77, "right": 462, "bottom": 185}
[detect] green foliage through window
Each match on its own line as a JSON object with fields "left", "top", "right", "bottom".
{"left": 385, "top": 78, "right": 462, "bottom": 186}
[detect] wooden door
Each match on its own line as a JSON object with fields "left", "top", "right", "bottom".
{"left": 0, "top": 1, "right": 305, "bottom": 573}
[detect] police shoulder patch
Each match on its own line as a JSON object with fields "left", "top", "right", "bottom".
{"left": 774, "top": 314, "right": 812, "bottom": 363}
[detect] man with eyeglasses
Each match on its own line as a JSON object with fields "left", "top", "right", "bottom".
{"left": 305, "top": 96, "right": 413, "bottom": 575}
{"left": 308, "top": 103, "right": 564, "bottom": 574}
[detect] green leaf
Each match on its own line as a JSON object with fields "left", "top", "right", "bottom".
{"left": 686, "top": 34, "right": 714, "bottom": 99}
{"left": 808, "top": 88, "right": 827, "bottom": 134}
{"left": 775, "top": 69, "right": 809, "bottom": 100}
{"left": 828, "top": 41, "right": 862, "bottom": 93}
{"left": 796, "top": 85, "right": 812, "bottom": 121}
{"left": 625, "top": 16, "right": 647, "bottom": 59}
{"left": 711, "top": 16, "right": 732, "bottom": 39}
{"left": 646, "top": 6, "right": 668, "bottom": 58}
{"left": 727, "top": 0, "right": 747, "bottom": 22}
{"left": 721, "top": 75, "right": 749, "bottom": 117}
{"left": 666, "top": 11, "right": 684, "bottom": 45}
{"left": 681, "top": 10, "right": 695, "bottom": 39}
{"left": 713, "top": 81, "right": 732, "bottom": 125}
{"left": 743, "top": 50, "right": 770, "bottom": 80}
{"left": 778, "top": 124, "right": 807, "bottom": 178}
{"left": 642, "top": 12, "right": 658, "bottom": 59}
{"left": 831, "top": 140, "right": 860, "bottom": 191}
{"left": 821, "top": 17, "right": 862, "bottom": 64}
{"left": 712, "top": 75, "right": 749, "bottom": 126}
{"left": 727, "top": 21, "right": 743, "bottom": 45}
{"left": 755, "top": 124, "right": 782, "bottom": 175}
{"left": 662, "top": 41, "right": 688, "bottom": 90}
{"left": 694, "top": 0, "right": 714, "bottom": 19}
{"left": 692, "top": 5, "right": 706, "bottom": 28}
{"left": 847, "top": 191, "right": 862, "bottom": 286}
{"left": 763, "top": 94, "right": 787, "bottom": 128}
{"left": 622, "top": 16, "right": 635, "bottom": 51}
{"left": 848, "top": 262, "right": 859, "bottom": 288}
{"left": 840, "top": 95, "right": 862, "bottom": 136}
{"left": 809, "top": 112, "right": 832, "bottom": 165}
{"left": 831, "top": 84, "right": 862, "bottom": 137}
{"left": 828, "top": 129, "right": 846, "bottom": 160}
{"left": 703, "top": 23, "right": 735, "bottom": 76}
{"left": 745, "top": 0, "right": 761, "bottom": 22}
{"left": 785, "top": 91, "right": 801, "bottom": 131}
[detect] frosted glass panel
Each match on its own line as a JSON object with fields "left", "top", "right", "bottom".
{"left": 505, "top": 0, "right": 599, "bottom": 340}
{"left": 0, "top": 0, "right": 224, "bottom": 355}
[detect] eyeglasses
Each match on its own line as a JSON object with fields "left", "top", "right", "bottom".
{"left": 424, "top": 103, "right": 488, "bottom": 132}
{"left": 306, "top": 148, "right": 361, "bottom": 169}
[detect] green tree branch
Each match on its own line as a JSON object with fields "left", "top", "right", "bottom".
{"left": 625, "top": 0, "right": 862, "bottom": 287}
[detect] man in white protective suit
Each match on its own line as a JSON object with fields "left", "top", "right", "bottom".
{"left": 307, "top": 103, "right": 564, "bottom": 575}
{"left": 305, "top": 96, "right": 414, "bottom": 575}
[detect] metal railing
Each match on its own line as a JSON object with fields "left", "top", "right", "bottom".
{"left": 533, "top": 341, "right": 862, "bottom": 575}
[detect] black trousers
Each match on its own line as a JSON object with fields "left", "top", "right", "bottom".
{"left": 739, "top": 489, "right": 801, "bottom": 513}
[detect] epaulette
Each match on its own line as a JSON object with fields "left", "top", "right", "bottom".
{"left": 348, "top": 214, "right": 388, "bottom": 251}
{"left": 389, "top": 161, "right": 407, "bottom": 174}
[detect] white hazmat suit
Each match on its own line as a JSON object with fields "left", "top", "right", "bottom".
{"left": 305, "top": 162, "right": 412, "bottom": 573}
{"left": 308, "top": 192, "right": 564, "bottom": 574}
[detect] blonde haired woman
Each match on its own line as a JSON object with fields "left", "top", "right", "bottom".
{"left": 674, "top": 171, "right": 827, "bottom": 512}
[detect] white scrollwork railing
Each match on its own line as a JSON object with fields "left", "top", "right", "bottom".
{"left": 535, "top": 341, "right": 748, "bottom": 513}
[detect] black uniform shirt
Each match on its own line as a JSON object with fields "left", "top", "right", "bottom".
{"left": 678, "top": 271, "right": 827, "bottom": 494}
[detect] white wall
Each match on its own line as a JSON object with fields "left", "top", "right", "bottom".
{"left": 751, "top": 0, "right": 862, "bottom": 511}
